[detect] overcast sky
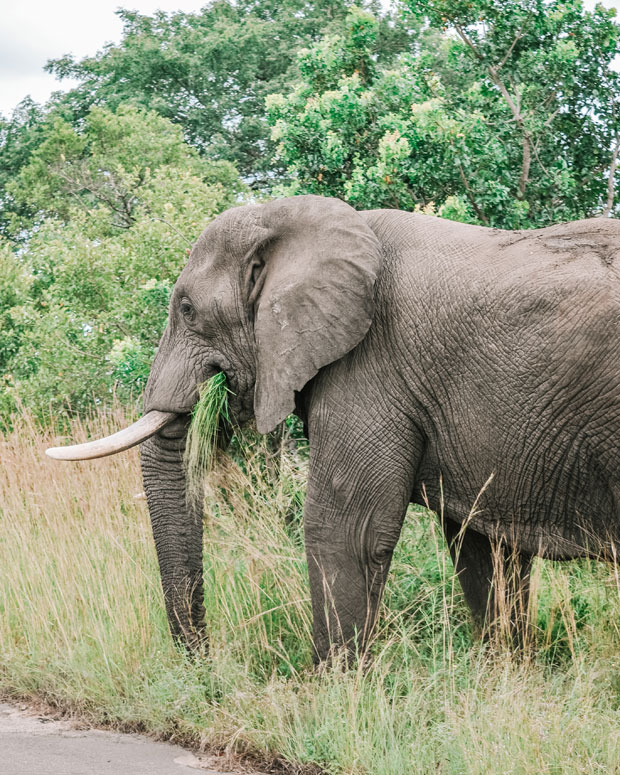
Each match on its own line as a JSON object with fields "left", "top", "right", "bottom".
{"left": 0, "top": 0, "right": 618, "bottom": 118}
{"left": 0, "top": 0, "right": 204, "bottom": 117}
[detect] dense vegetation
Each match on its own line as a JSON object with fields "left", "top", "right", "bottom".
{"left": 269, "top": 2, "right": 620, "bottom": 226}
{"left": 0, "top": 105, "right": 242, "bottom": 420}
{"left": 1, "top": 1, "right": 620, "bottom": 772}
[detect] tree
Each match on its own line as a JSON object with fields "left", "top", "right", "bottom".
{"left": 0, "top": 1, "right": 412, "bottom": 238}
{"left": 268, "top": 1, "right": 620, "bottom": 227}
{"left": 7, "top": 103, "right": 241, "bottom": 234}
{"left": 45, "top": 1, "right": 410, "bottom": 187}
{"left": 418, "top": 0, "right": 620, "bottom": 220}
{"left": 0, "top": 240, "right": 30, "bottom": 382}
{"left": 0, "top": 98, "right": 55, "bottom": 240}
{"left": 0, "top": 106, "right": 243, "bottom": 420}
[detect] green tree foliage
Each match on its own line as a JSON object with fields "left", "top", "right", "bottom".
{"left": 44, "top": 1, "right": 410, "bottom": 187}
{"left": 0, "top": 98, "right": 57, "bottom": 239}
{"left": 7, "top": 104, "right": 240, "bottom": 232}
{"left": 0, "top": 106, "right": 243, "bottom": 420}
{"left": 268, "top": 1, "right": 620, "bottom": 227}
{"left": 0, "top": 242, "right": 30, "bottom": 379}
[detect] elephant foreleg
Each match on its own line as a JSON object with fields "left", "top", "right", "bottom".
{"left": 303, "top": 393, "right": 421, "bottom": 663}
{"left": 442, "top": 517, "right": 532, "bottom": 646}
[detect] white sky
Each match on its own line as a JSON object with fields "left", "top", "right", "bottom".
{"left": 0, "top": 0, "right": 618, "bottom": 118}
{"left": 0, "top": 0, "right": 205, "bottom": 117}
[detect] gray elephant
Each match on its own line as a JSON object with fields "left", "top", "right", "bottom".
{"left": 48, "top": 195, "right": 620, "bottom": 660}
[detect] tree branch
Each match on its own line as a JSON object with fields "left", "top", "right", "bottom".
{"left": 518, "top": 134, "right": 531, "bottom": 199}
{"left": 496, "top": 14, "right": 532, "bottom": 72}
{"left": 543, "top": 105, "right": 561, "bottom": 128}
{"left": 449, "top": 138, "right": 489, "bottom": 225}
{"left": 147, "top": 215, "right": 194, "bottom": 248}
{"left": 488, "top": 67, "right": 522, "bottom": 124}
{"left": 602, "top": 135, "right": 620, "bottom": 216}
{"left": 453, "top": 23, "right": 484, "bottom": 61}
{"left": 451, "top": 13, "right": 540, "bottom": 202}
{"left": 457, "top": 160, "right": 489, "bottom": 225}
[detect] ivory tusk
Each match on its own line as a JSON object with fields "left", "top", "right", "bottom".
{"left": 45, "top": 410, "right": 177, "bottom": 461}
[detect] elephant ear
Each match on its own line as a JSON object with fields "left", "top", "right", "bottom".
{"left": 251, "top": 195, "right": 382, "bottom": 433}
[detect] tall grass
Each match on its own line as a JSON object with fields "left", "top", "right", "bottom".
{"left": 2, "top": 409, "right": 620, "bottom": 772}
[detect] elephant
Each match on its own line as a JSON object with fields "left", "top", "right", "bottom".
{"left": 47, "top": 194, "right": 620, "bottom": 660}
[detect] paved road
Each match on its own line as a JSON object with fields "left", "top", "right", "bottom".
{"left": 0, "top": 703, "right": 243, "bottom": 775}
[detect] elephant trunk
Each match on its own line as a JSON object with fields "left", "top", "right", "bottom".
{"left": 140, "top": 431, "right": 206, "bottom": 647}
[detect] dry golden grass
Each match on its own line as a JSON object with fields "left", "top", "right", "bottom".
{"left": 0, "top": 409, "right": 173, "bottom": 711}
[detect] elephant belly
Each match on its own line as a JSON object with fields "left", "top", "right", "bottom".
{"left": 414, "top": 426, "right": 620, "bottom": 560}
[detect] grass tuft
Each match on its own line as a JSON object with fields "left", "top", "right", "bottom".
{"left": 184, "top": 372, "right": 231, "bottom": 499}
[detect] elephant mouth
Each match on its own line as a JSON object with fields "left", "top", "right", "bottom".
{"left": 212, "top": 365, "right": 254, "bottom": 427}
{"left": 158, "top": 411, "right": 196, "bottom": 437}
{"left": 228, "top": 383, "right": 255, "bottom": 426}
{"left": 45, "top": 358, "right": 256, "bottom": 462}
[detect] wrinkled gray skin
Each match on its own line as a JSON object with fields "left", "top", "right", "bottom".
{"left": 141, "top": 194, "right": 620, "bottom": 659}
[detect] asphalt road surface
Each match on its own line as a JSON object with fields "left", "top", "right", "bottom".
{"left": 0, "top": 703, "right": 247, "bottom": 775}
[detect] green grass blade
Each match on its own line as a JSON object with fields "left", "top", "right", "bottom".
{"left": 184, "top": 372, "right": 231, "bottom": 499}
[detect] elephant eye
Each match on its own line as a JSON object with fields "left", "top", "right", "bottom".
{"left": 180, "top": 299, "right": 196, "bottom": 323}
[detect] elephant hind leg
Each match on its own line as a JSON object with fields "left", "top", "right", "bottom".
{"left": 442, "top": 517, "right": 532, "bottom": 648}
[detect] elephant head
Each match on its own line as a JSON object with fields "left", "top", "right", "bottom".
{"left": 47, "top": 195, "right": 383, "bottom": 645}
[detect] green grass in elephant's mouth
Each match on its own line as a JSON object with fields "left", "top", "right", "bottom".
{"left": 184, "top": 372, "right": 232, "bottom": 498}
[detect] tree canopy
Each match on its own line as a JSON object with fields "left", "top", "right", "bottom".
{"left": 268, "top": 0, "right": 620, "bottom": 227}
{"left": 0, "top": 105, "right": 241, "bottom": 420}
{"left": 44, "top": 0, "right": 409, "bottom": 186}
